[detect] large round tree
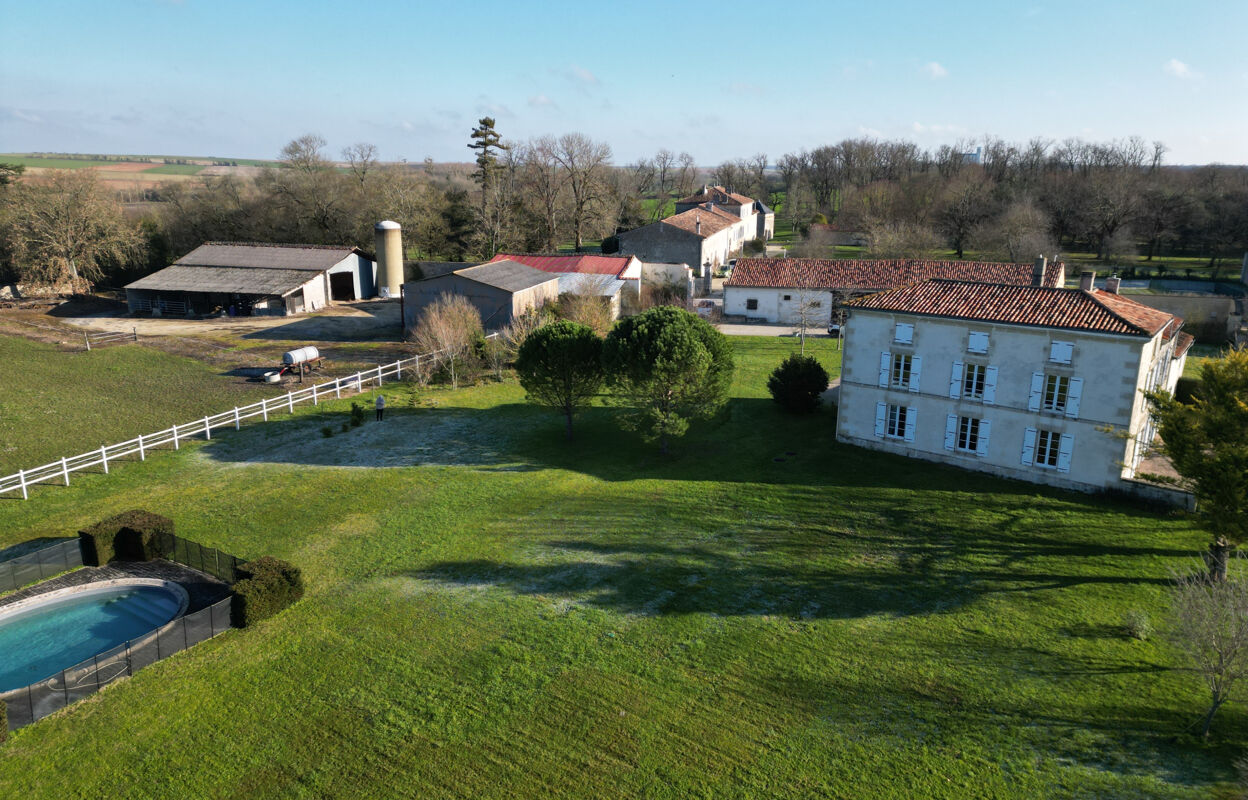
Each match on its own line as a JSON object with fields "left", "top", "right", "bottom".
{"left": 602, "top": 306, "right": 734, "bottom": 453}
{"left": 515, "top": 320, "right": 604, "bottom": 440}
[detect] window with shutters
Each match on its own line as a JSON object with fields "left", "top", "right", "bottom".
{"left": 956, "top": 417, "right": 980, "bottom": 452}
{"left": 886, "top": 405, "right": 909, "bottom": 438}
{"left": 963, "top": 364, "right": 986, "bottom": 399}
{"left": 746, "top": 299, "right": 758, "bottom": 310}
{"left": 967, "top": 331, "right": 989, "bottom": 354}
{"left": 891, "top": 353, "right": 913, "bottom": 388}
{"left": 1049, "top": 341, "right": 1074, "bottom": 364}
{"left": 1043, "top": 374, "right": 1070, "bottom": 412}
{"left": 894, "top": 322, "right": 914, "bottom": 344}
{"left": 1035, "top": 429, "right": 1061, "bottom": 468}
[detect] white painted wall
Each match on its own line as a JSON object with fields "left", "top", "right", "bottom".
{"left": 835, "top": 308, "right": 1182, "bottom": 492}
{"left": 724, "top": 286, "right": 833, "bottom": 324}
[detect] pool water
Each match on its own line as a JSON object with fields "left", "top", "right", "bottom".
{"left": 0, "top": 584, "right": 182, "bottom": 692}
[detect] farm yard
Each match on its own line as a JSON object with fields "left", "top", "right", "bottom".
{"left": 0, "top": 331, "right": 1235, "bottom": 798}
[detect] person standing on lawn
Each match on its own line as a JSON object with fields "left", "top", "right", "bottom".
{"left": 375, "top": 393, "right": 386, "bottom": 421}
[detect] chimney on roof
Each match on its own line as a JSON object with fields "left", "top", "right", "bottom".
{"left": 695, "top": 213, "right": 701, "bottom": 237}
{"left": 1105, "top": 274, "right": 1121, "bottom": 294}
{"left": 1079, "top": 270, "right": 1096, "bottom": 292}
{"left": 1031, "top": 255, "right": 1047, "bottom": 287}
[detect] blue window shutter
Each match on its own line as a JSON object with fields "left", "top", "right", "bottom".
{"left": 878, "top": 352, "right": 890, "bottom": 388}
{"left": 903, "top": 408, "right": 916, "bottom": 442}
{"left": 1021, "top": 427, "right": 1037, "bottom": 466}
{"left": 983, "top": 366, "right": 998, "bottom": 405}
{"left": 976, "top": 420, "right": 991, "bottom": 457}
{"left": 1065, "top": 377, "right": 1083, "bottom": 419}
{"left": 944, "top": 414, "right": 957, "bottom": 450}
{"left": 949, "top": 361, "right": 963, "bottom": 399}
{"left": 874, "top": 402, "right": 887, "bottom": 437}
{"left": 1057, "top": 434, "right": 1074, "bottom": 473}
{"left": 1028, "top": 372, "right": 1044, "bottom": 412}
{"left": 909, "top": 356, "right": 922, "bottom": 393}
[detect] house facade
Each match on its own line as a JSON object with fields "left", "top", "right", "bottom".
{"left": 725, "top": 257, "right": 1065, "bottom": 324}
{"left": 617, "top": 204, "right": 748, "bottom": 274}
{"left": 836, "top": 274, "right": 1193, "bottom": 494}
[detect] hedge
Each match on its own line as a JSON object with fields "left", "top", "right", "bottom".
{"left": 79, "top": 510, "right": 174, "bottom": 566}
{"left": 0, "top": 698, "right": 6, "bottom": 745}
{"left": 231, "top": 557, "right": 304, "bottom": 628}
{"left": 1174, "top": 376, "right": 1203, "bottom": 404}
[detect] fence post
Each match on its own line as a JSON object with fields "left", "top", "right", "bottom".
{"left": 234, "top": 407, "right": 240, "bottom": 430}
{"left": 312, "top": 384, "right": 318, "bottom": 405}
{"left": 288, "top": 392, "right": 294, "bottom": 413}
{"left": 355, "top": 372, "right": 362, "bottom": 392}
{"left": 137, "top": 434, "right": 145, "bottom": 461}
{"left": 397, "top": 360, "right": 402, "bottom": 380}
{"left": 172, "top": 425, "right": 180, "bottom": 450}
{"left": 132, "top": 327, "right": 137, "bottom": 342}
{"left": 203, "top": 416, "right": 211, "bottom": 440}
{"left": 18, "top": 468, "right": 27, "bottom": 500}
{"left": 262, "top": 398, "right": 268, "bottom": 422}
{"left": 84, "top": 332, "right": 91, "bottom": 352}
{"left": 62, "top": 456, "right": 70, "bottom": 485}
{"left": 100, "top": 445, "right": 109, "bottom": 474}
{"left": 377, "top": 364, "right": 384, "bottom": 386}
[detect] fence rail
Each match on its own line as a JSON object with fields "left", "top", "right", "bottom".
{"left": 1, "top": 596, "right": 233, "bottom": 731}
{"left": 83, "top": 328, "right": 137, "bottom": 351}
{"left": 0, "top": 539, "right": 83, "bottom": 593}
{"left": 0, "top": 343, "right": 463, "bottom": 500}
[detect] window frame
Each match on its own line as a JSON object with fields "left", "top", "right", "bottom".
{"left": 886, "top": 404, "right": 909, "bottom": 439}
{"left": 963, "top": 363, "right": 986, "bottom": 400}
{"left": 1035, "top": 429, "right": 1061, "bottom": 468}
{"left": 745, "top": 298, "right": 758, "bottom": 310}
{"left": 1043, "top": 374, "right": 1070, "bottom": 413}
{"left": 956, "top": 416, "right": 980, "bottom": 453}
{"left": 890, "top": 353, "right": 913, "bottom": 388}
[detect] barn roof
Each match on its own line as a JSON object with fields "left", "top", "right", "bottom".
{"left": 489, "top": 253, "right": 637, "bottom": 278}
{"left": 726, "top": 257, "right": 1061, "bottom": 290}
{"left": 124, "top": 265, "right": 314, "bottom": 296}
{"left": 556, "top": 273, "right": 627, "bottom": 296}
{"left": 174, "top": 242, "right": 366, "bottom": 271}
{"left": 455, "top": 260, "right": 559, "bottom": 292}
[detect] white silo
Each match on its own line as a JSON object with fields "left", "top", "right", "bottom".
{"left": 374, "top": 220, "right": 403, "bottom": 298}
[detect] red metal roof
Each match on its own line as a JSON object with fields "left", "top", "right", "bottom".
{"left": 848, "top": 279, "right": 1180, "bottom": 337}
{"left": 725, "top": 257, "right": 1060, "bottom": 290}
{"left": 489, "top": 253, "right": 635, "bottom": 278}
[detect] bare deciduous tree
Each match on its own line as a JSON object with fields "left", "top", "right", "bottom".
{"left": 408, "top": 293, "right": 484, "bottom": 389}
{"left": 1169, "top": 559, "right": 1248, "bottom": 738}
{"left": 559, "top": 273, "right": 616, "bottom": 336}
{"left": 342, "top": 142, "right": 379, "bottom": 186}
{"left": 281, "top": 133, "right": 330, "bottom": 173}
{"left": 553, "top": 133, "right": 613, "bottom": 251}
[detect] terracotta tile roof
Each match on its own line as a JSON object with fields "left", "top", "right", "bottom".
{"left": 675, "top": 185, "right": 754, "bottom": 206}
{"left": 726, "top": 257, "right": 1059, "bottom": 290}
{"left": 489, "top": 253, "right": 636, "bottom": 278}
{"left": 848, "top": 279, "right": 1181, "bottom": 337}
{"left": 658, "top": 205, "right": 743, "bottom": 239}
{"left": 1173, "top": 332, "right": 1195, "bottom": 357}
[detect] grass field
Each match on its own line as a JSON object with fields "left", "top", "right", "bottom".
{"left": 0, "top": 336, "right": 1237, "bottom": 798}
{"left": 141, "top": 163, "right": 205, "bottom": 176}
{"left": 0, "top": 336, "right": 280, "bottom": 475}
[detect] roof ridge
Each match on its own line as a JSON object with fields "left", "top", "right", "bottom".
{"left": 200, "top": 241, "right": 358, "bottom": 251}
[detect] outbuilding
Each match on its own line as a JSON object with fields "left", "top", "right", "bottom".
{"left": 401, "top": 260, "right": 560, "bottom": 332}
{"left": 124, "top": 242, "right": 377, "bottom": 317}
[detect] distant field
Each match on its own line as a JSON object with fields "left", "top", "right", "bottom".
{"left": 0, "top": 155, "right": 118, "bottom": 169}
{"left": 141, "top": 164, "right": 205, "bottom": 175}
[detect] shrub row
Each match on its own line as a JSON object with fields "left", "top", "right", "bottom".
{"left": 0, "top": 699, "right": 6, "bottom": 744}
{"left": 231, "top": 556, "right": 304, "bottom": 628}
{"left": 78, "top": 509, "right": 174, "bottom": 566}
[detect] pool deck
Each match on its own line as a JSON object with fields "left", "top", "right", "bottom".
{"left": 0, "top": 560, "right": 231, "bottom": 614}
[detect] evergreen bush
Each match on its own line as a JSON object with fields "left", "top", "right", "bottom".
{"left": 79, "top": 509, "right": 174, "bottom": 565}
{"left": 231, "top": 556, "right": 304, "bottom": 628}
{"left": 767, "top": 354, "right": 831, "bottom": 413}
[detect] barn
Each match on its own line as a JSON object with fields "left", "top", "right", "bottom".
{"left": 124, "top": 242, "right": 377, "bottom": 317}
{"left": 402, "top": 260, "right": 560, "bottom": 332}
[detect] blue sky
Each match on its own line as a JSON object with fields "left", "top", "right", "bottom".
{"left": 1, "top": 0, "right": 1246, "bottom": 165}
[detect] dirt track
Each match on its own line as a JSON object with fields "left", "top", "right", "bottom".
{"left": 59, "top": 300, "right": 402, "bottom": 340}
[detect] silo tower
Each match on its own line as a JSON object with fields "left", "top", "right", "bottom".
{"left": 374, "top": 220, "right": 403, "bottom": 298}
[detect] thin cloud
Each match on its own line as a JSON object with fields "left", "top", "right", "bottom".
{"left": 921, "top": 61, "right": 948, "bottom": 79}
{"left": 1163, "top": 58, "right": 1199, "bottom": 79}
{"left": 571, "top": 65, "right": 599, "bottom": 85}
{"left": 528, "top": 94, "right": 556, "bottom": 108}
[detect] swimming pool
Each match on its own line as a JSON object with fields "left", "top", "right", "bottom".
{"left": 0, "top": 581, "right": 187, "bottom": 692}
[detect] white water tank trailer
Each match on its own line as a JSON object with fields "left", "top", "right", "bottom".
{"left": 282, "top": 346, "right": 320, "bottom": 366}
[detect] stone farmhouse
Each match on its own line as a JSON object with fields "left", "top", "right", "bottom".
{"left": 673, "top": 185, "right": 774, "bottom": 241}
{"left": 125, "top": 242, "right": 377, "bottom": 317}
{"left": 617, "top": 185, "right": 772, "bottom": 274}
{"left": 836, "top": 271, "right": 1194, "bottom": 496}
{"left": 724, "top": 257, "right": 1065, "bottom": 325}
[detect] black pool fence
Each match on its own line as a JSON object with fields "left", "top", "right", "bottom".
{"left": 1, "top": 596, "right": 233, "bottom": 731}
{"left": 0, "top": 539, "right": 83, "bottom": 593}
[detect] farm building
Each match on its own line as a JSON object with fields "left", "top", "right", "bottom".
{"left": 489, "top": 253, "right": 642, "bottom": 315}
{"left": 125, "top": 242, "right": 377, "bottom": 317}
{"left": 402, "top": 260, "right": 559, "bottom": 332}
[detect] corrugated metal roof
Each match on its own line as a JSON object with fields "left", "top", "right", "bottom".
{"left": 175, "top": 242, "right": 362, "bottom": 271}
{"left": 848, "top": 279, "right": 1179, "bottom": 336}
{"left": 125, "top": 265, "right": 314, "bottom": 296}
{"left": 455, "top": 260, "right": 559, "bottom": 292}
{"left": 490, "top": 253, "right": 636, "bottom": 277}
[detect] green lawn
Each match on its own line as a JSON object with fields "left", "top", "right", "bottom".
{"left": 0, "top": 336, "right": 1236, "bottom": 798}
{"left": 0, "top": 336, "right": 281, "bottom": 475}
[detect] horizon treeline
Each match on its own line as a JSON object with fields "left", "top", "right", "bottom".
{"left": 1, "top": 128, "right": 1246, "bottom": 289}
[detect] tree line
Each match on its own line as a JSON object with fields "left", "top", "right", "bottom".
{"left": 1, "top": 128, "right": 1247, "bottom": 289}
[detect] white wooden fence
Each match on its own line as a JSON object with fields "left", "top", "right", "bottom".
{"left": 0, "top": 344, "right": 461, "bottom": 500}
{"left": 83, "top": 328, "right": 137, "bottom": 350}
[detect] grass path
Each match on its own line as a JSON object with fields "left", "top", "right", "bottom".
{"left": 0, "top": 338, "right": 1237, "bottom": 797}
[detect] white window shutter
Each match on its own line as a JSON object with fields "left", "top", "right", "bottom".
{"left": 1028, "top": 372, "right": 1043, "bottom": 412}
{"left": 1050, "top": 341, "right": 1073, "bottom": 364}
{"left": 976, "top": 420, "right": 991, "bottom": 457}
{"left": 949, "top": 361, "right": 963, "bottom": 399}
{"left": 1021, "top": 427, "right": 1037, "bottom": 466}
{"left": 895, "top": 322, "right": 914, "bottom": 344}
{"left": 1065, "top": 377, "right": 1083, "bottom": 419}
{"left": 874, "top": 402, "right": 887, "bottom": 437}
{"left": 909, "top": 356, "right": 922, "bottom": 393}
{"left": 903, "top": 409, "right": 916, "bottom": 442}
{"left": 879, "top": 352, "right": 891, "bottom": 388}
{"left": 983, "top": 366, "right": 998, "bottom": 405}
{"left": 1057, "top": 434, "right": 1074, "bottom": 473}
{"left": 944, "top": 414, "right": 957, "bottom": 450}
{"left": 968, "top": 331, "right": 989, "bottom": 353}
